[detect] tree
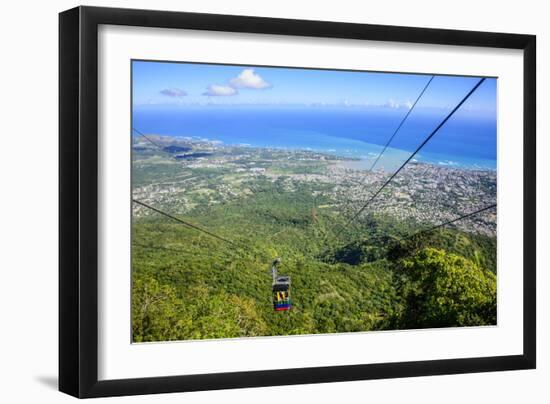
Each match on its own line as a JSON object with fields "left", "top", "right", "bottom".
{"left": 394, "top": 248, "right": 496, "bottom": 328}
{"left": 132, "top": 275, "right": 268, "bottom": 342}
{"left": 132, "top": 276, "right": 183, "bottom": 342}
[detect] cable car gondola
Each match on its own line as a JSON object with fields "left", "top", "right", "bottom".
{"left": 270, "top": 258, "right": 291, "bottom": 311}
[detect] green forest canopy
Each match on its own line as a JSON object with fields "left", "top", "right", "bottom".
{"left": 132, "top": 185, "right": 497, "bottom": 342}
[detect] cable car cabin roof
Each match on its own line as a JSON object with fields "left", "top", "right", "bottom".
{"left": 273, "top": 275, "right": 290, "bottom": 284}
{"left": 272, "top": 283, "right": 290, "bottom": 292}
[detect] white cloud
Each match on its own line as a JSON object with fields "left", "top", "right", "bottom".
{"left": 386, "top": 99, "right": 399, "bottom": 108}
{"left": 159, "top": 88, "right": 187, "bottom": 97}
{"left": 229, "top": 68, "right": 271, "bottom": 89}
{"left": 203, "top": 84, "right": 238, "bottom": 96}
{"left": 385, "top": 99, "right": 413, "bottom": 109}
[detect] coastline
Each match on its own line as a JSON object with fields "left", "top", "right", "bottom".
{"left": 134, "top": 132, "right": 497, "bottom": 172}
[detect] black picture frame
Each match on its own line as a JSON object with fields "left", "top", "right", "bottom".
{"left": 59, "top": 5, "right": 536, "bottom": 398}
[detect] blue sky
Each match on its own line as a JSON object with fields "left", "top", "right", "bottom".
{"left": 132, "top": 60, "right": 497, "bottom": 115}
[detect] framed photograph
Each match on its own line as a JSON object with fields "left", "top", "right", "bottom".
{"left": 59, "top": 6, "right": 536, "bottom": 398}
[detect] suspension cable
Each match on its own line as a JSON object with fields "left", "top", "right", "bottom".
{"left": 369, "top": 75, "right": 434, "bottom": 172}
{"left": 401, "top": 203, "right": 496, "bottom": 242}
{"left": 320, "top": 203, "right": 497, "bottom": 262}
{"left": 132, "top": 127, "right": 165, "bottom": 150}
{"left": 332, "top": 75, "right": 434, "bottom": 233}
{"left": 333, "top": 77, "right": 486, "bottom": 240}
{"left": 133, "top": 199, "right": 275, "bottom": 263}
{"left": 132, "top": 199, "right": 240, "bottom": 248}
